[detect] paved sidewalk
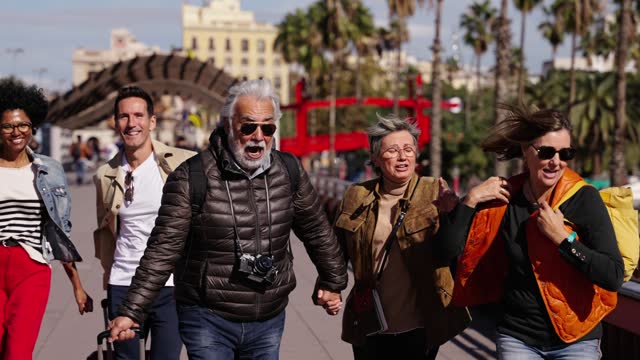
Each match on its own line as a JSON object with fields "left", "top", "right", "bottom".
{"left": 34, "top": 183, "right": 497, "bottom": 359}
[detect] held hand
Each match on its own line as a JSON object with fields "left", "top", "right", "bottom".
{"left": 536, "top": 201, "right": 570, "bottom": 246}
{"left": 316, "top": 289, "right": 342, "bottom": 316}
{"left": 464, "top": 176, "right": 511, "bottom": 208}
{"left": 74, "top": 288, "right": 93, "bottom": 315}
{"left": 433, "top": 177, "right": 459, "bottom": 213}
{"left": 108, "top": 316, "right": 138, "bottom": 342}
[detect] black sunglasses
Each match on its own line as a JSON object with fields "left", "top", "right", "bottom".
{"left": 531, "top": 144, "right": 576, "bottom": 161}
{"left": 239, "top": 123, "right": 277, "bottom": 136}
{"left": 125, "top": 171, "right": 134, "bottom": 203}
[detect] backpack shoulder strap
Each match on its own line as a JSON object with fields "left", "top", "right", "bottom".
{"left": 552, "top": 180, "right": 590, "bottom": 211}
{"left": 277, "top": 151, "right": 300, "bottom": 193}
{"left": 187, "top": 154, "right": 206, "bottom": 214}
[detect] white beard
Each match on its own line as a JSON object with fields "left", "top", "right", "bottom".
{"left": 228, "top": 131, "right": 271, "bottom": 171}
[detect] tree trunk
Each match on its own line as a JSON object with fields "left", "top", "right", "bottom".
{"left": 394, "top": 40, "right": 402, "bottom": 115}
{"left": 329, "top": 67, "right": 337, "bottom": 176}
{"left": 568, "top": 32, "right": 577, "bottom": 117}
{"left": 475, "top": 54, "right": 482, "bottom": 109}
{"left": 494, "top": 0, "right": 510, "bottom": 177}
{"left": 552, "top": 46, "right": 557, "bottom": 65}
{"left": 464, "top": 63, "right": 472, "bottom": 131}
{"left": 517, "top": 10, "right": 526, "bottom": 102}
{"left": 355, "top": 53, "right": 362, "bottom": 102}
{"left": 611, "top": 0, "right": 631, "bottom": 186}
{"left": 430, "top": 0, "right": 443, "bottom": 179}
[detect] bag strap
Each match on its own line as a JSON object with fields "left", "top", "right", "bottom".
{"left": 276, "top": 150, "right": 300, "bottom": 194}
{"left": 375, "top": 178, "right": 421, "bottom": 281}
{"left": 551, "top": 180, "right": 589, "bottom": 211}
{"left": 187, "top": 154, "right": 206, "bottom": 215}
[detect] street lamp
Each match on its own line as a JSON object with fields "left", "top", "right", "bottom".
{"left": 6, "top": 48, "right": 24, "bottom": 76}
{"left": 33, "top": 67, "right": 47, "bottom": 84}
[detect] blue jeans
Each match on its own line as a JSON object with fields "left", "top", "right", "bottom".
{"left": 177, "top": 305, "right": 286, "bottom": 360}
{"left": 108, "top": 285, "right": 182, "bottom": 360}
{"left": 496, "top": 332, "right": 601, "bottom": 360}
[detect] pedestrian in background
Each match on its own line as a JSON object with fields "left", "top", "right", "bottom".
{"left": 93, "top": 86, "right": 194, "bottom": 360}
{"left": 0, "top": 78, "right": 92, "bottom": 359}
{"left": 334, "top": 114, "right": 470, "bottom": 360}
{"left": 69, "top": 134, "right": 92, "bottom": 185}
{"left": 435, "top": 105, "right": 624, "bottom": 359}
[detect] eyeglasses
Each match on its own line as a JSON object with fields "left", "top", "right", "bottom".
{"left": 125, "top": 171, "right": 134, "bottom": 203}
{"left": 0, "top": 122, "right": 33, "bottom": 134}
{"left": 531, "top": 144, "right": 576, "bottom": 161}
{"left": 239, "top": 123, "right": 277, "bottom": 137}
{"left": 380, "top": 145, "right": 417, "bottom": 159}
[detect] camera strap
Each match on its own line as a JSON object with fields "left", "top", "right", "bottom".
{"left": 375, "top": 178, "right": 421, "bottom": 281}
{"left": 224, "top": 180, "right": 245, "bottom": 256}
{"left": 224, "top": 176, "right": 275, "bottom": 258}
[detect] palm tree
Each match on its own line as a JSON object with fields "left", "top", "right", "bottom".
{"left": 571, "top": 73, "right": 615, "bottom": 175}
{"left": 274, "top": 6, "right": 326, "bottom": 138}
{"left": 513, "top": 0, "right": 543, "bottom": 102}
{"left": 444, "top": 56, "right": 460, "bottom": 84}
{"left": 386, "top": 0, "right": 425, "bottom": 114}
{"left": 538, "top": 6, "right": 565, "bottom": 64}
{"left": 460, "top": 0, "right": 496, "bottom": 101}
{"left": 430, "top": 0, "right": 444, "bottom": 178}
{"left": 346, "top": 2, "right": 377, "bottom": 101}
{"left": 494, "top": 0, "right": 511, "bottom": 177}
{"left": 612, "top": 0, "right": 634, "bottom": 185}
{"left": 551, "top": 0, "right": 603, "bottom": 116}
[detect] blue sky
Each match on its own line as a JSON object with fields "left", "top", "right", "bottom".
{"left": 0, "top": 0, "right": 608, "bottom": 92}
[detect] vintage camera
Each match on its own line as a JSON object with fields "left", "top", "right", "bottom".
{"left": 237, "top": 254, "right": 278, "bottom": 286}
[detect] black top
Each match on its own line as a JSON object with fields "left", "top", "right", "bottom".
{"left": 435, "top": 186, "right": 624, "bottom": 349}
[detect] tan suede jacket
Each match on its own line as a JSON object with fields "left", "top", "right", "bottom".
{"left": 335, "top": 174, "right": 471, "bottom": 347}
{"left": 93, "top": 140, "right": 195, "bottom": 289}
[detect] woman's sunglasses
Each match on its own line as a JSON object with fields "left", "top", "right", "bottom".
{"left": 531, "top": 144, "right": 576, "bottom": 161}
{"left": 239, "top": 123, "right": 277, "bottom": 136}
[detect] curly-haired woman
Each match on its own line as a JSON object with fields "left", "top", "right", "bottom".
{"left": 0, "top": 78, "right": 92, "bottom": 358}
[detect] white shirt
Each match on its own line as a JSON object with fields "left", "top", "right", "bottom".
{"left": 109, "top": 153, "right": 174, "bottom": 286}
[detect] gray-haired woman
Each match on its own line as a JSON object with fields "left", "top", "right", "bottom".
{"left": 334, "top": 114, "right": 470, "bottom": 360}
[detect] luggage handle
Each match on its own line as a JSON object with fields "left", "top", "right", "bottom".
{"left": 97, "top": 327, "right": 143, "bottom": 360}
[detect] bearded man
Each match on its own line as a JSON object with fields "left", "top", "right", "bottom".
{"left": 108, "top": 79, "right": 347, "bottom": 359}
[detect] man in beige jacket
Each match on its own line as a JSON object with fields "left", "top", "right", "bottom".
{"left": 93, "top": 86, "right": 194, "bottom": 360}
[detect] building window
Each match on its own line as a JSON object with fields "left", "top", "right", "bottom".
{"left": 208, "top": 57, "right": 215, "bottom": 65}
{"left": 225, "top": 57, "right": 232, "bottom": 66}
{"left": 241, "top": 58, "right": 249, "bottom": 66}
{"left": 225, "top": 38, "right": 231, "bottom": 52}
{"left": 241, "top": 39, "right": 249, "bottom": 52}
{"left": 191, "top": 37, "right": 198, "bottom": 50}
{"left": 257, "top": 39, "right": 265, "bottom": 53}
{"left": 257, "top": 58, "right": 265, "bottom": 67}
{"left": 209, "top": 38, "right": 215, "bottom": 50}
{"left": 274, "top": 76, "right": 281, "bottom": 90}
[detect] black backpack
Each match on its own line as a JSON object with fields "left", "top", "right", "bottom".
{"left": 186, "top": 150, "right": 300, "bottom": 215}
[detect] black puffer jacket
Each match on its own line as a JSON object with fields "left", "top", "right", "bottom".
{"left": 119, "top": 129, "right": 347, "bottom": 323}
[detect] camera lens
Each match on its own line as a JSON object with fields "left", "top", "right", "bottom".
{"left": 255, "top": 255, "right": 273, "bottom": 275}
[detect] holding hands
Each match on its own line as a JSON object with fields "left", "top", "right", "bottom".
{"left": 316, "top": 289, "right": 342, "bottom": 316}
{"left": 464, "top": 176, "right": 512, "bottom": 208}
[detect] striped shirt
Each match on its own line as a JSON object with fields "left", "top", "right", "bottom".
{"left": 0, "top": 164, "right": 44, "bottom": 254}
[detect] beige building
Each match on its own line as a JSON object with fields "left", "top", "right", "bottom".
{"left": 71, "top": 28, "right": 162, "bottom": 86}
{"left": 182, "top": 0, "right": 290, "bottom": 103}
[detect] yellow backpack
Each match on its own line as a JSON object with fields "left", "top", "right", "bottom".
{"left": 554, "top": 180, "right": 640, "bottom": 282}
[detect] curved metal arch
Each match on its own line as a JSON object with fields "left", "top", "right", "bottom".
{"left": 47, "top": 54, "right": 238, "bottom": 129}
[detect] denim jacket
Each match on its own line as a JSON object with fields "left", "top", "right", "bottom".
{"left": 28, "top": 148, "right": 82, "bottom": 263}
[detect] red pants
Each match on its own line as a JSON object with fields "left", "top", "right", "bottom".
{"left": 0, "top": 245, "right": 51, "bottom": 360}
